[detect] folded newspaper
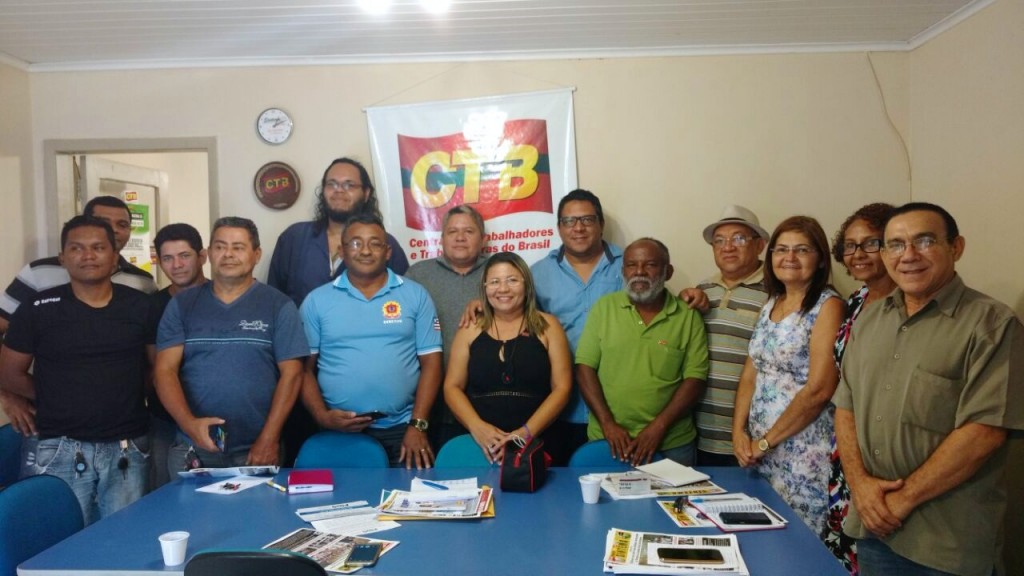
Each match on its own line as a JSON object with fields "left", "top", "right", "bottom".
{"left": 601, "top": 472, "right": 727, "bottom": 500}
{"left": 177, "top": 465, "right": 279, "bottom": 479}
{"left": 264, "top": 528, "right": 396, "bottom": 574}
{"left": 603, "top": 528, "right": 750, "bottom": 575}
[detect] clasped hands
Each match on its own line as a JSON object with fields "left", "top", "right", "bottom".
{"left": 602, "top": 421, "right": 662, "bottom": 466}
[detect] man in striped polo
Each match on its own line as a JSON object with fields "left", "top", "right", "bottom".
{"left": 682, "top": 205, "right": 770, "bottom": 467}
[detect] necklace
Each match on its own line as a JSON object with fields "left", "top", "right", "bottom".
{"left": 494, "top": 316, "right": 526, "bottom": 386}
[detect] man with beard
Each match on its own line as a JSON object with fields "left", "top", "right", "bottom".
{"left": 267, "top": 157, "right": 408, "bottom": 462}
{"left": 576, "top": 238, "right": 708, "bottom": 466}
{"left": 268, "top": 157, "right": 409, "bottom": 308}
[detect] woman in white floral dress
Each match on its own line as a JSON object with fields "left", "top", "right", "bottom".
{"left": 732, "top": 216, "right": 844, "bottom": 535}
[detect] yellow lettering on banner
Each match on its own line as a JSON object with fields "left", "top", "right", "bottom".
{"left": 498, "top": 145, "right": 539, "bottom": 200}
{"left": 451, "top": 150, "right": 480, "bottom": 204}
{"left": 410, "top": 151, "right": 455, "bottom": 208}
{"left": 409, "top": 145, "right": 540, "bottom": 208}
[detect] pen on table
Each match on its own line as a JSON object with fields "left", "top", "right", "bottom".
{"left": 266, "top": 480, "right": 287, "bottom": 493}
{"left": 690, "top": 496, "right": 743, "bottom": 503}
{"left": 421, "top": 480, "right": 449, "bottom": 491}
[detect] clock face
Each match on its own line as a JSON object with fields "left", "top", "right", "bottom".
{"left": 257, "top": 108, "right": 293, "bottom": 144}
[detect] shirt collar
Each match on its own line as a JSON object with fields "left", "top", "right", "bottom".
{"left": 334, "top": 268, "right": 403, "bottom": 299}
{"left": 706, "top": 263, "right": 765, "bottom": 288}
{"left": 436, "top": 255, "right": 488, "bottom": 276}
{"left": 555, "top": 240, "right": 618, "bottom": 265}
{"left": 885, "top": 274, "right": 964, "bottom": 318}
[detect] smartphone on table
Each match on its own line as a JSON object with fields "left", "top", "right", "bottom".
{"left": 656, "top": 547, "right": 725, "bottom": 565}
{"left": 345, "top": 543, "right": 383, "bottom": 567}
{"left": 720, "top": 511, "right": 772, "bottom": 525}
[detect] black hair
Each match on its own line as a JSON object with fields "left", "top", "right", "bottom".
{"left": 211, "top": 216, "right": 260, "bottom": 249}
{"left": 155, "top": 223, "right": 204, "bottom": 255}
{"left": 557, "top": 189, "right": 604, "bottom": 225}
{"left": 61, "top": 215, "right": 115, "bottom": 251}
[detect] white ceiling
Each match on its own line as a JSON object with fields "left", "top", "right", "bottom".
{"left": 0, "top": 0, "right": 992, "bottom": 72}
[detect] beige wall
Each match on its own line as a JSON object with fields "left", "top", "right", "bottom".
{"left": 0, "top": 62, "right": 33, "bottom": 276}
{"left": 910, "top": 0, "right": 1024, "bottom": 317}
{"left": 26, "top": 52, "right": 911, "bottom": 293}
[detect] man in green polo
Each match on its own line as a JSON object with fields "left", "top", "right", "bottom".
{"left": 576, "top": 237, "right": 708, "bottom": 466}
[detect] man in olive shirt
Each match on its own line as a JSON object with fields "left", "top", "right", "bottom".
{"left": 834, "top": 202, "right": 1023, "bottom": 576}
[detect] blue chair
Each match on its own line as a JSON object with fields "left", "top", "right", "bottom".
{"left": 0, "top": 475, "right": 84, "bottom": 576}
{"left": 434, "top": 434, "right": 492, "bottom": 468}
{"left": 0, "top": 425, "right": 22, "bottom": 488}
{"left": 569, "top": 440, "right": 639, "bottom": 469}
{"left": 185, "top": 549, "right": 326, "bottom": 576}
{"left": 294, "top": 432, "right": 389, "bottom": 468}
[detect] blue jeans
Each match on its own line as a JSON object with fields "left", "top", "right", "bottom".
{"left": 660, "top": 441, "right": 696, "bottom": 466}
{"left": 166, "top": 437, "right": 251, "bottom": 477}
{"left": 20, "top": 435, "right": 149, "bottom": 526}
{"left": 857, "top": 538, "right": 989, "bottom": 576}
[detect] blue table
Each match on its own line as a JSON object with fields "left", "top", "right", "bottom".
{"left": 19, "top": 467, "right": 846, "bottom": 575}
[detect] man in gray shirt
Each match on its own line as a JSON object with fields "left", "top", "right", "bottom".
{"left": 405, "top": 205, "right": 488, "bottom": 447}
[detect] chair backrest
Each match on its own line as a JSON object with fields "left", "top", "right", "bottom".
{"left": 0, "top": 475, "right": 84, "bottom": 576}
{"left": 294, "top": 432, "right": 389, "bottom": 468}
{"left": 434, "top": 434, "right": 492, "bottom": 468}
{"left": 0, "top": 425, "right": 21, "bottom": 488}
{"left": 185, "top": 549, "right": 326, "bottom": 576}
{"left": 568, "top": 440, "right": 634, "bottom": 469}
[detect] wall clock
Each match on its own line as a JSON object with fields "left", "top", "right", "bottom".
{"left": 256, "top": 107, "right": 293, "bottom": 144}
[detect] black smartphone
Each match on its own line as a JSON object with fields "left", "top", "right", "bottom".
{"left": 346, "top": 543, "right": 383, "bottom": 567}
{"left": 210, "top": 425, "right": 227, "bottom": 453}
{"left": 656, "top": 547, "right": 724, "bottom": 565}
{"left": 355, "top": 411, "right": 386, "bottom": 420}
{"left": 720, "top": 511, "right": 772, "bottom": 525}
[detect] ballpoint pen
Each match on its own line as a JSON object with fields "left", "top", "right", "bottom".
{"left": 266, "top": 480, "right": 287, "bottom": 493}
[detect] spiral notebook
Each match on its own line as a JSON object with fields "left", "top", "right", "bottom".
{"left": 689, "top": 493, "right": 788, "bottom": 532}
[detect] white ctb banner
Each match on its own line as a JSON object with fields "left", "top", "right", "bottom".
{"left": 366, "top": 88, "right": 577, "bottom": 266}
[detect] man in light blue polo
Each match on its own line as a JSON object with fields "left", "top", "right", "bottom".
{"left": 300, "top": 214, "right": 442, "bottom": 469}
{"left": 530, "top": 189, "right": 623, "bottom": 465}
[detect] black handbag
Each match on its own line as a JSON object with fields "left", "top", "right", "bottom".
{"left": 500, "top": 437, "right": 550, "bottom": 492}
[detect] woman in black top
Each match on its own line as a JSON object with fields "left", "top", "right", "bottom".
{"left": 443, "top": 252, "right": 572, "bottom": 464}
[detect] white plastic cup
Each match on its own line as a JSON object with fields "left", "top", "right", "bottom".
{"left": 159, "top": 531, "right": 190, "bottom": 566}
{"left": 579, "top": 474, "right": 603, "bottom": 504}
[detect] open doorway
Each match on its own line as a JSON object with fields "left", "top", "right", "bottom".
{"left": 44, "top": 138, "right": 218, "bottom": 288}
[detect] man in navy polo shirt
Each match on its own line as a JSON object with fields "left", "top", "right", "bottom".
{"left": 155, "top": 217, "right": 307, "bottom": 474}
{"left": 300, "top": 214, "right": 442, "bottom": 468}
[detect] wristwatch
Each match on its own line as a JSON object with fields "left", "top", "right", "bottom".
{"left": 408, "top": 418, "right": 429, "bottom": 432}
{"left": 757, "top": 436, "right": 773, "bottom": 453}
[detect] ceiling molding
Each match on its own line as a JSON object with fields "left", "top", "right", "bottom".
{"left": 908, "top": 0, "right": 996, "bottom": 49}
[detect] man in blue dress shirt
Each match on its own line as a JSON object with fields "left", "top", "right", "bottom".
{"left": 530, "top": 189, "right": 623, "bottom": 465}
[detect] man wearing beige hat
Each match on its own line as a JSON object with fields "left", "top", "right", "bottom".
{"left": 680, "top": 205, "right": 770, "bottom": 466}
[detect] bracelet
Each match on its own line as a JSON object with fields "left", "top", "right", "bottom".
{"left": 522, "top": 423, "right": 533, "bottom": 441}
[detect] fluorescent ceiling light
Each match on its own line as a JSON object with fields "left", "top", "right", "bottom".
{"left": 358, "top": 0, "right": 392, "bottom": 15}
{"left": 420, "top": 0, "right": 453, "bottom": 13}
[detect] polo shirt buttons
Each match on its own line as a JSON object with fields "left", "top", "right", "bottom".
{"left": 885, "top": 385, "right": 892, "bottom": 390}
{"left": 875, "top": 416, "right": 882, "bottom": 421}
{"left": 901, "top": 326, "right": 908, "bottom": 331}
{"left": 894, "top": 353, "right": 901, "bottom": 360}
{"left": 873, "top": 449, "right": 880, "bottom": 455}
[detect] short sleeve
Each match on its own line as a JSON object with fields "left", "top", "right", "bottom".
{"left": 273, "top": 300, "right": 309, "bottom": 363}
{"left": 574, "top": 298, "right": 605, "bottom": 369}
{"left": 680, "top": 309, "right": 709, "bottom": 381}
{"left": 156, "top": 297, "right": 186, "bottom": 351}
{"left": 957, "top": 316, "right": 1024, "bottom": 430}
{"left": 413, "top": 286, "right": 442, "bottom": 356}
{"left": 3, "top": 298, "right": 37, "bottom": 354}
{"left": 299, "top": 292, "right": 322, "bottom": 355}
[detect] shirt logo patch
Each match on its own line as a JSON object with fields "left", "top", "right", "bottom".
{"left": 432, "top": 316, "right": 441, "bottom": 331}
{"left": 34, "top": 297, "right": 61, "bottom": 306}
{"left": 382, "top": 301, "right": 402, "bottom": 320}
{"left": 238, "top": 320, "right": 269, "bottom": 332}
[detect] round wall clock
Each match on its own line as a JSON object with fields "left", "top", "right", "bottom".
{"left": 254, "top": 162, "right": 301, "bottom": 210}
{"left": 256, "top": 107, "right": 293, "bottom": 144}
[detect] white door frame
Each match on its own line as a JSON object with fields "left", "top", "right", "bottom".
{"left": 43, "top": 137, "right": 218, "bottom": 251}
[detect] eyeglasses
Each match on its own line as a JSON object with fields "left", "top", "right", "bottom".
{"left": 324, "top": 180, "right": 364, "bottom": 193}
{"left": 484, "top": 277, "right": 523, "bottom": 289}
{"left": 712, "top": 234, "right": 755, "bottom": 248}
{"left": 770, "top": 245, "right": 817, "bottom": 257}
{"left": 842, "top": 239, "right": 883, "bottom": 255}
{"left": 344, "top": 238, "right": 388, "bottom": 253}
{"left": 883, "top": 236, "right": 941, "bottom": 256}
{"left": 557, "top": 215, "right": 599, "bottom": 228}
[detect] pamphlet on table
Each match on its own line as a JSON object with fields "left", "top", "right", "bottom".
{"left": 377, "top": 477, "right": 494, "bottom": 520}
{"left": 603, "top": 528, "right": 749, "bottom": 575}
{"left": 264, "top": 528, "right": 397, "bottom": 574}
{"left": 688, "top": 494, "right": 787, "bottom": 532}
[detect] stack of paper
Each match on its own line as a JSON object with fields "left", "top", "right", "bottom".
{"left": 264, "top": 528, "right": 397, "bottom": 574}
{"left": 377, "top": 477, "right": 494, "bottom": 520}
{"left": 635, "top": 460, "right": 710, "bottom": 487}
{"left": 602, "top": 528, "right": 750, "bottom": 575}
{"left": 600, "top": 471, "right": 726, "bottom": 500}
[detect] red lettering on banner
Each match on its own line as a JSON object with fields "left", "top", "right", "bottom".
{"left": 398, "top": 119, "right": 553, "bottom": 231}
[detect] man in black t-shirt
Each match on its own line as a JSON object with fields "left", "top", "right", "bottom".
{"left": 0, "top": 216, "right": 159, "bottom": 525}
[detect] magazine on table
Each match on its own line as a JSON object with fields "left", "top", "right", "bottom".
{"left": 377, "top": 477, "right": 494, "bottom": 520}
{"left": 688, "top": 494, "right": 787, "bottom": 532}
{"left": 603, "top": 528, "right": 749, "bottom": 575}
{"left": 264, "top": 528, "right": 397, "bottom": 574}
{"left": 604, "top": 528, "right": 747, "bottom": 573}
{"left": 600, "top": 470, "right": 726, "bottom": 500}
